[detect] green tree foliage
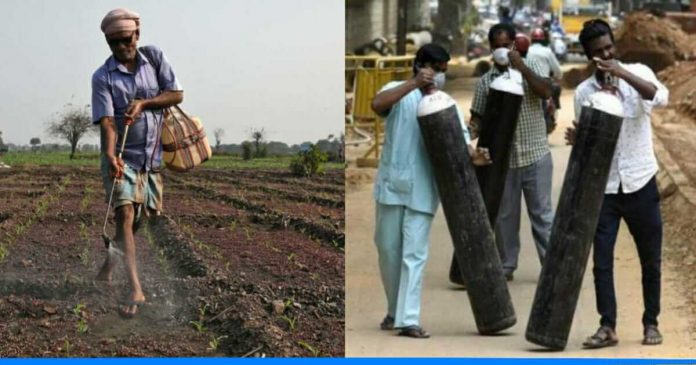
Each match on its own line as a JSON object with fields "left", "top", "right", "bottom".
{"left": 242, "top": 141, "right": 253, "bottom": 160}
{"left": 289, "top": 143, "right": 328, "bottom": 177}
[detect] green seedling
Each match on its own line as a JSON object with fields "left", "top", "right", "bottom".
{"left": 280, "top": 315, "right": 297, "bottom": 331}
{"left": 243, "top": 227, "right": 252, "bottom": 241}
{"left": 79, "top": 247, "right": 90, "bottom": 267}
{"left": 63, "top": 339, "right": 72, "bottom": 355}
{"left": 298, "top": 340, "right": 319, "bottom": 357}
{"left": 76, "top": 318, "right": 89, "bottom": 334}
{"left": 72, "top": 303, "right": 86, "bottom": 317}
{"left": 208, "top": 335, "right": 228, "bottom": 351}
{"left": 157, "top": 249, "right": 170, "bottom": 274}
{"left": 190, "top": 320, "right": 207, "bottom": 333}
{"left": 79, "top": 186, "right": 93, "bottom": 212}
{"left": 78, "top": 222, "right": 88, "bottom": 239}
{"left": 0, "top": 244, "right": 7, "bottom": 262}
{"left": 198, "top": 303, "right": 209, "bottom": 318}
{"left": 287, "top": 253, "right": 296, "bottom": 262}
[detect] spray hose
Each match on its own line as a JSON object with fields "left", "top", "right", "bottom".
{"left": 101, "top": 117, "right": 134, "bottom": 248}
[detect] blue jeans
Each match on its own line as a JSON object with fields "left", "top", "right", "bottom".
{"left": 593, "top": 177, "right": 662, "bottom": 330}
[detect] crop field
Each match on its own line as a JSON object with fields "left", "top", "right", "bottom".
{"left": 0, "top": 154, "right": 344, "bottom": 357}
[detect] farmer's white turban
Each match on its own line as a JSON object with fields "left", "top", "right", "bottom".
{"left": 100, "top": 8, "right": 140, "bottom": 35}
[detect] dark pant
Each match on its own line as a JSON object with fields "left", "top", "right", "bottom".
{"left": 593, "top": 177, "right": 662, "bottom": 330}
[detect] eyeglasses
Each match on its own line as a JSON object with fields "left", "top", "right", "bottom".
{"left": 106, "top": 33, "right": 136, "bottom": 47}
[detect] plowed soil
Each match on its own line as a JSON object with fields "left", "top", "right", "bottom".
{"left": 0, "top": 165, "right": 344, "bottom": 357}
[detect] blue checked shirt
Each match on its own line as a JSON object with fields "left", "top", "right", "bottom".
{"left": 92, "top": 45, "right": 182, "bottom": 172}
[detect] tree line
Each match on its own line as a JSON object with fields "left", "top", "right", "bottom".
{"left": 2, "top": 104, "right": 345, "bottom": 162}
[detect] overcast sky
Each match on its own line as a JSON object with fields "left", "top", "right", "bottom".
{"left": 0, "top": 0, "right": 343, "bottom": 146}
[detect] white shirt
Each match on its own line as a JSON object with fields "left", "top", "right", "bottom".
{"left": 574, "top": 62, "right": 669, "bottom": 194}
{"left": 527, "top": 43, "right": 562, "bottom": 78}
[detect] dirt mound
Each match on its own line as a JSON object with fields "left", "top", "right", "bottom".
{"left": 615, "top": 11, "right": 696, "bottom": 72}
{"left": 561, "top": 63, "right": 595, "bottom": 89}
{"left": 658, "top": 60, "right": 696, "bottom": 120}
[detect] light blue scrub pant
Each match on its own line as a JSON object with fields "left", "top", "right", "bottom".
{"left": 374, "top": 203, "right": 434, "bottom": 328}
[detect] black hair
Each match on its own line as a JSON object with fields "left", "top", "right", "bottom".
{"left": 579, "top": 19, "right": 614, "bottom": 57}
{"left": 488, "top": 23, "right": 516, "bottom": 45}
{"left": 501, "top": 6, "right": 510, "bottom": 17}
{"left": 413, "top": 43, "right": 450, "bottom": 74}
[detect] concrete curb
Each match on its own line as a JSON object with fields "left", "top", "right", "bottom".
{"left": 653, "top": 134, "right": 696, "bottom": 207}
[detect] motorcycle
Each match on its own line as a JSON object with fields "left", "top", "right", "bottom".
{"left": 550, "top": 31, "right": 568, "bottom": 63}
{"left": 467, "top": 30, "right": 490, "bottom": 61}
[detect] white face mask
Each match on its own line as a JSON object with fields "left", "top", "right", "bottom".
{"left": 492, "top": 47, "right": 510, "bottom": 66}
{"left": 433, "top": 72, "right": 446, "bottom": 90}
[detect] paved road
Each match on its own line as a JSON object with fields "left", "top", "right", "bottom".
{"left": 345, "top": 77, "right": 695, "bottom": 357}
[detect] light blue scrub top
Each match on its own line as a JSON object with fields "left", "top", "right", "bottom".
{"left": 373, "top": 81, "right": 471, "bottom": 215}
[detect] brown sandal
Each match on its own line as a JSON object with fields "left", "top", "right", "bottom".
{"left": 398, "top": 325, "right": 430, "bottom": 339}
{"left": 642, "top": 325, "right": 663, "bottom": 345}
{"left": 380, "top": 315, "right": 395, "bottom": 330}
{"left": 583, "top": 326, "right": 618, "bottom": 349}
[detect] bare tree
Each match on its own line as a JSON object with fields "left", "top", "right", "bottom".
{"left": 213, "top": 128, "right": 225, "bottom": 152}
{"left": 47, "top": 104, "right": 96, "bottom": 159}
{"left": 250, "top": 128, "right": 266, "bottom": 157}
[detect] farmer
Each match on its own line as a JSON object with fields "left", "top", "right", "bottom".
{"left": 566, "top": 19, "right": 668, "bottom": 348}
{"left": 468, "top": 23, "right": 553, "bottom": 283}
{"left": 371, "top": 44, "right": 491, "bottom": 338}
{"left": 92, "top": 8, "right": 183, "bottom": 318}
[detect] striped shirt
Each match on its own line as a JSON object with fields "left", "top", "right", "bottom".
{"left": 471, "top": 59, "right": 549, "bottom": 168}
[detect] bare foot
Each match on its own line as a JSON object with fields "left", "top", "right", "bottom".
{"left": 119, "top": 291, "right": 146, "bottom": 318}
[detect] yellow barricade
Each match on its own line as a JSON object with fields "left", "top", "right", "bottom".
{"left": 345, "top": 55, "right": 414, "bottom": 167}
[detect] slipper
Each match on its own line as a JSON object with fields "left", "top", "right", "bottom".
{"left": 118, "top": 299, "right": 146, "bottom": 319}
{"left": 642, "top": 325, "right": 663, "bottom": 345}
{"left": 380, "top": 315, "right": 395, "bottom": 330}
{"left": 398, "top": 325, "right": 430, "bottom": 339}
{"left": 583, "top": 326, "right": 618, "bottom": 349}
